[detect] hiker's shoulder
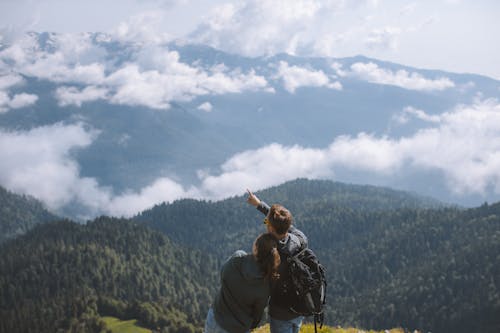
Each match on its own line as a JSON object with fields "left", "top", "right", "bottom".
{"left": 289, "top": 226, "right": 308, "bottom": 247}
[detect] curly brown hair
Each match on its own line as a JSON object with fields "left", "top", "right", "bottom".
{"left": 254, "top": 233, "right": 280, "bottom": 280}
{"left": 267, "top": 204, "right": 293, "bottom": 235}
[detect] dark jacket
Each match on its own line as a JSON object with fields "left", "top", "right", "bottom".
{"left": 256, "top": 202, "right": 308, "bottom": 320}
{"left": 213, "top": 250, "right": 270, "bottom": 333}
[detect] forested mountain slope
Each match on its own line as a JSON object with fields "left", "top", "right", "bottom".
{"left": 1, "top": 180, "right": 498, "bottom": 333}
{"left": 0, "top": 218, "right": 217, "bottom": 333}
{"left": 136, "top": 179, "right": 499, "bottom": 333}
{"left": 0, "top": 185, "right": 58, "bottom": 243}
{"left": 136, "top": 179, "right": 443, "bottom": 256}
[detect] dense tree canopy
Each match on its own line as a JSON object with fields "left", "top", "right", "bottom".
{"left": 1, "top": 179, "right": 499, "bottom": 333}
{"left": 137, "top": 179, "right": 499, "bottom": 333}
{"left": 0, "top": 218, "right": 217, "bottom": 333}
{"left": 0, "top": 186, "right": 58, "bottom": 243}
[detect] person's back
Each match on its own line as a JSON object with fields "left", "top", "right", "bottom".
{"left": 269, "top": 226, "right": 307, "bottom": 320}
{"left": 205, "top": 233, "right": 280, "bottom": 333}
{"left": 213, "top": 250, "right": 270, "bottom": 332}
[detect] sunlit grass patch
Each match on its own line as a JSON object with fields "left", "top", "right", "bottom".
{"left": 252, "top": 323, "right": 406, "bottom": 333}
{"left": 101, "top": 316, "right": 152, "bottom": 333}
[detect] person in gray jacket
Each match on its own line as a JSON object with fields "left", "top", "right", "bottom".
{"left": 205, "top": 232, "right": 280, "bottom": 333}
{"left": 246, "top": 189, "right": 308, "bottom": 333}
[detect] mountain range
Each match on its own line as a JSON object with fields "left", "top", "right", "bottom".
{"left": 1, "top": 32, "right": 500, "bottom": 219}
{"left": 1, "top": 179, "right": 499, "bottom": 333}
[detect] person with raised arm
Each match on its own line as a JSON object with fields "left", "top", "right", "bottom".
{"left": 246, "top": 189, "right": 308, "bottom": 333}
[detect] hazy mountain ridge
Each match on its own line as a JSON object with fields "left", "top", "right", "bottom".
{"left": 1, "top": 32, "right": 500, "bottom": 218}
{"left": 136, "top": 178, "right": 445, "bottom": 256}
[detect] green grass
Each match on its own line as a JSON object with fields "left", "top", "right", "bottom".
{"left": 100, "top": 318, "right": 408, "bottom": 333}
{"left": 252, "top": 323, "right": 407, "bottom": 333}
{"left": 101, "top": 316, "right": 152, "bottom": 333}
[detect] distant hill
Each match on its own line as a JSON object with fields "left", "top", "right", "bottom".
{"left": 2, "top": 32, "right": 500, "bottom": 219}
{"left": 135, "top": 179, "right": 444, "bottom": 257}
{"left": 1, "top": 180, "right": 498, "bottom": 333}
{"left": 0, "top": 185, "right": 58, "bottom": 243}
{"left": 135, "top": 179, "right": 499, "bottom": 333}
{"left": 0, "top": 218, "right": 217, "bottom": 333}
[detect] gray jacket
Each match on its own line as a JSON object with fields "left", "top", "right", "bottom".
{"left": 256, "top": 202, "right": 308, "bottom": 320}
{"left": 213, "top": 250, "right": 270, "bottom": 333}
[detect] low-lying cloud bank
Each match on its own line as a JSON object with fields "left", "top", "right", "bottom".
{"left": 348, "top": 62, "right": 455, "bottom": 91}
{"left": 0, "top": 33, "right": 273, "bottom": 111}
{"left": 1, "top": 99, "right": 499, "bottom": 218}
{"left": 0, "top": 73, "right": 38, "bottom": 112}
{"left": 0, "top": 32, "right": 457, "bottom": 115}
{"left": 276, "top": 61, "right": 342, "bottom": 93}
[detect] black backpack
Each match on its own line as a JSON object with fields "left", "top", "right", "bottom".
{"left": 278, "top": 245, "right": 327, "bottom": 333}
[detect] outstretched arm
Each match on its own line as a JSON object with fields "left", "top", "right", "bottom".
{"left": 246, "top": 189, "right": 260, "bottom": 207}
{"left": 246, "top": 189, "right": 270, "bottom": 215}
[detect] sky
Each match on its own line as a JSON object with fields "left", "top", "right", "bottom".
{"left": 1, "top": 0, "right": 500, "bottom": 218}
{"left": 0, "top": 0, "right": 499, "bottom": 79}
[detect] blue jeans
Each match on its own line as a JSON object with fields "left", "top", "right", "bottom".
{"left": 204, "top": 308, "right": 231, "bottom": 333}
{"left": 270, "top": 316, "right": 304, "bottom": 333}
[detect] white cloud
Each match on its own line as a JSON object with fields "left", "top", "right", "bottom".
{"left": 0, "top": 123, "right": 99, "bottom": 210}
{"left": 0, "top": 33, "right": 107, "bottom": 85}
{"left": 194, "top": 99, "right": 500, "bottom": 199}
{"left": 190, "top": 0, "right": 322, "bottom": 56}
{"left": 198, "top": 143, "right": 332, "bottom": 199}
{"left": 203, "top": 67, "right": 272, "bottom": 94}
{"left": 105, "top": 58, "right": 271, "bottom": 110}
{"left": 105, "top": 178, "right": 198, "bottom": 217}
{"left": 55, "top": 86, "right": 108, "bottom": 107}
{"left": 3, "top": 100, "right": 500, "bottom": 218}
{"left": 0, "top": 91, "right": 9, "bottom": 112}
{"left": 393, "top": 106, "right": 441, "bottom": 124}
{"left": 8, "top": 92, "right": 38, "bottom": 109}
{"left": 276, "top": 61, "right": 342, "bottom": 93}
{"left": 188, "top": 0, "right": 418, "bottom": 59}
{"left": 365, "top": 26, "right": 401, "bottom": 50}
{"left": 0, "top": 122, "right": 198, "bottom": 218}
{"left": 0, "top": 72, "right": 37, "bottom": 112}
{"left": 21, "top": 53, "right": 107, "bottom": 85}
{"left": 0, "top": 33, "right": 272, "bottom": 110}
{"left": 0, "top": 73, "right": 25, "bottom": 90}
{"left": 111, "top": 11, "right": 172, "bottom": 44}
{"left": 0, "top": 91, "right": 38, "bottom": 112}
{"left": 105, "top": 62, "right": 194, "bottom": 109}
{"left": 197, "top": 101, "right": 213, "bottom": 112}
{"left": 399, "top": 3, "right": 417, "bottom": 16}
{"left": 350, "top": 62, "right": 455, "bottom": 91}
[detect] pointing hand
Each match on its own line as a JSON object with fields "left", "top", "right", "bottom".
{"left": 246, "top": 189, "right": 261, "bottom": 207}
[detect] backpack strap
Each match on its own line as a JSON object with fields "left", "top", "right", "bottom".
{"left": 297, "top": 235, "right": 307, "bottom": 252}
{"left": 313, "top": 312, "right": 324, "bottom": 333}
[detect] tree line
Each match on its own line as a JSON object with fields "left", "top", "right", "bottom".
{"left": 0, "top": 218, "right": 218, "bottom": 333}
{"left": 1, "top": 179, "right": 499, "bottom": 332}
